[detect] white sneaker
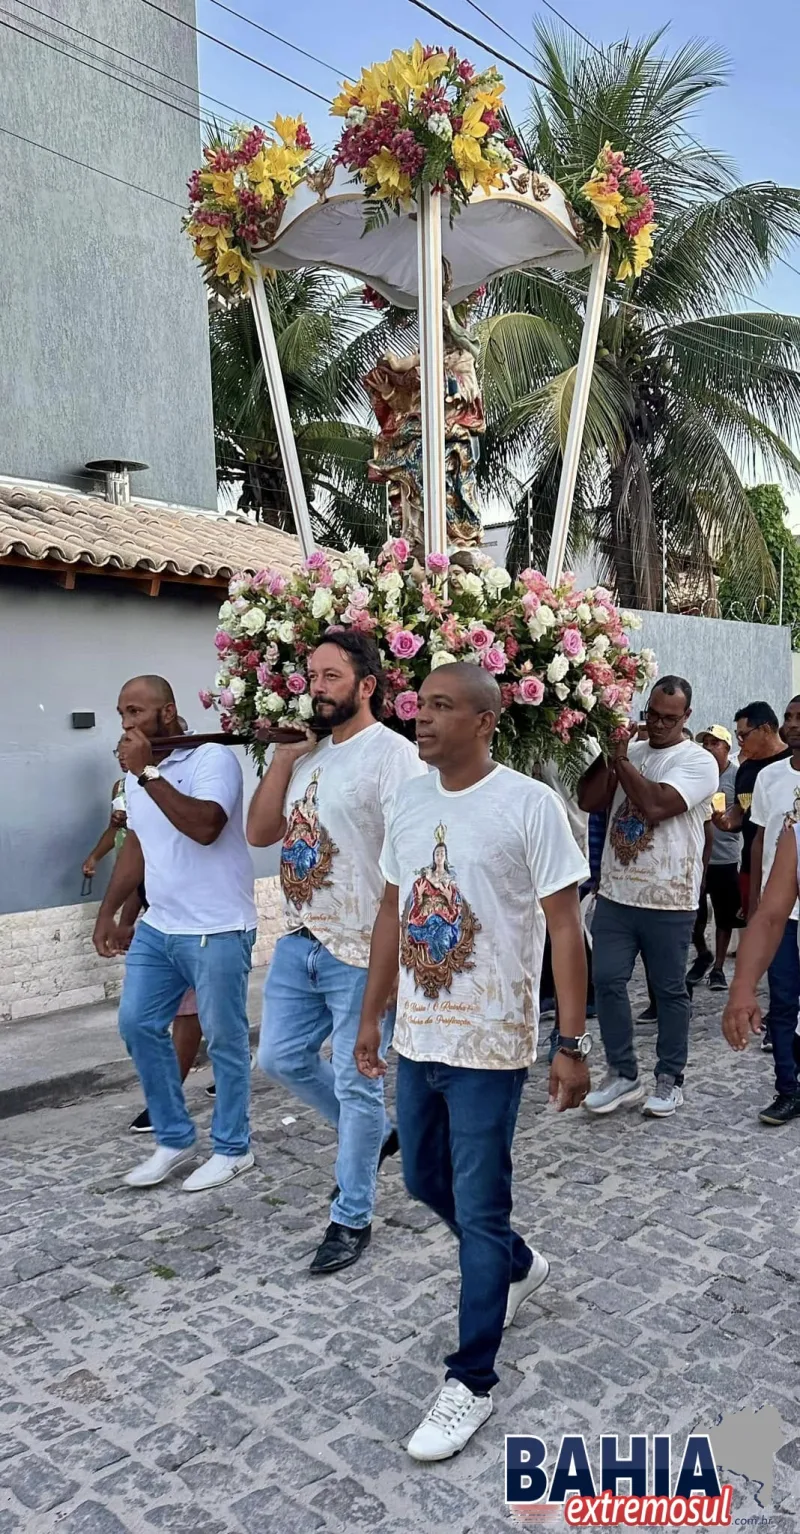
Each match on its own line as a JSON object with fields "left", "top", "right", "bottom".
{"left": 406, "top": 1379, "right": 493, "bottom": 1462}
{"left": 181, "top": 1150, "right": 255, "bottom": 1192}
{"left": 123, "top": 1145, "right": 196, "bottom": 1188}
{"left": 642, "top": 1077, "right": 684, "bottom": 1117}
{"left": 584, "top": 1071, "right": 645, "bottom": 1115}
{"left": 504, "top": 1249, "right": 550, "bottom": 1328}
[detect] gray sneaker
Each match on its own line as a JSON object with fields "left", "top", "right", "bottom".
{"left": 584, "top": 1072, "right": 645, "bottom": 1115}
{"left": 642, "top": 1076, "right": 684, "bottom": 1117}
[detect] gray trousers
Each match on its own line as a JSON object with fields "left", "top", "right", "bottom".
{"left": 592, "top": 895, "right": 695, "bottom": 1084}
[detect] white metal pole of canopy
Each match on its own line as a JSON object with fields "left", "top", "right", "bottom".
{"left": 247, "top": 162, "right": 608, "bottom": 578}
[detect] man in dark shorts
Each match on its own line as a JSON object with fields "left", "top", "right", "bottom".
{"left": 688, "top": 726, "right": 741, "bottom": 991}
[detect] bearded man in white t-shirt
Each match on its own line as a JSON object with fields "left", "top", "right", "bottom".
{"left": 578, "top": 675, "right": 718, "bottom": 1118}
{"left": 247, "top": 631, "right": 425, "bottom": 1276}
{"left": 354, "top": 662, "right": 591, "bottom": 1463}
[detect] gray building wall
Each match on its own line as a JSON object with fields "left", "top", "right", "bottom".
{"left": 0, "top": 575, "right": 278, "bottom": 917}
{"left": 0, "top": 0, "right": 216, "bottom": 508}
{"left": 630, "top": 611, "right": 793, "bottom": 737}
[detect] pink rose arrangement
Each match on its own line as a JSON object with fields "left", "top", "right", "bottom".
{"left": 203, "top": 543, "right": 656, "bottom": 774}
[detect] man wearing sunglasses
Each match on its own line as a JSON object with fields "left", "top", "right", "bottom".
{"left": 578, "top": 676, "right": 718, "bottom": 1118}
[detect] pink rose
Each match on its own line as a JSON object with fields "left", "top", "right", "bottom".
{"left": 516, "top": 676, "right": 545, "bottom": 706}
{"left": 468, "top": 624, "right": 494, "bottom": 653}
{"left": 385, "top": 537, "right": 410, "bottom": 564}
{"left": 394, "top": 690, "right": 419, "bottom": 721}
{"left": 426, "top": 552, "right": 450, "bottom": 576}
{"left": 218, "top": 688, "right": 235, "bottom": 708}
{"left": 305, "top": 551, "right": 328, "bottom": 571}
{"left": 214, "top": 631, "right": 233, "bottom": 652}
{"left": 243, "top": 651, "right": 261, "bottom": 670}
{"left": 389, "top": 630, "right": 424, "bottom": 660}
{"left": 198, "top": 689, "right": 214, "bottom": 709}
{"left": 350, "top": 609, "right": 378, "bottom": 632}
{"left": 286, "top": 673, "right": 307, "bottom": 695}
{"left": 560, "top": 627, "right": 583, "bottom": 658}
{"left": 521, "top": 592, "right": 540, "bottom": 616}
{"left": 601, "top": 684, "right": 622, "bottom": 709}
{"left": 267, "top": 571, "right": 287, "bottom": 596}
{"left": 482, "top": 645, "right": 507, "bottom": 675}
{"left": 505, "top": 635, "right": 520, "bottom": 660}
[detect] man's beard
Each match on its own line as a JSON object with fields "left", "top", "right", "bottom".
{"left": 310, "top": 685, "right": 360, "bottom": 733}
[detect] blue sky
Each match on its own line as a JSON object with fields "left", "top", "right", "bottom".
{"left": 196, "top": 0, "right": 800, "bottom": 314}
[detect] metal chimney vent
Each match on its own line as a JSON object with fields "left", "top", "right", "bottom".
{"left": 85, "top": 458, "right": 149, "bottom": 504}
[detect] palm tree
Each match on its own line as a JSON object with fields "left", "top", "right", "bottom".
{"left": 210, "top": 267, "right": 415, "bottom": 550}
{"left": 481, "top": 25, "right": 800, "bottom": 608}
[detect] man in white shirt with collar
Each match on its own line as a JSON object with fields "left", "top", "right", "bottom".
{"left": 248, "top": 631, "right": 425, "bottom": 1275}
{"left": 93, "top": 675, "right": 257, "bottom": 1192}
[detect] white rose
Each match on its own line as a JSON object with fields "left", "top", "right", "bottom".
{"left": 263, "top": 691, "right": 286, "bottom": 717}
{"left": 430, "top": 651, "right": 456, "bottom": 670}
{"left": 527, "top": 614, "right": 547, "bottom": 641}
{"left": 241, "top": 607, "right": 266, "bottom": 635}
{"left": 459, "top": 573, "right": 484, "bottom": 600}
{"left": 277, "top": 620, "right": 295, "bottom": 644}
{"left": 575, "top": 676, "right": 596, "bottom": 711}
{"left": 554, "top": 682, "right": 570, "bottom": 701}
{"left": 592, "top": 605, "right": 609, "bottom": 625}
{"left": 229, "top": 676, "right": 247, "bottom": 702}
{"left": 546, "top": 654, "right": 570, "bottom": 683}
{"left": 589, "top": 634, "right": 611, "bottom": 657}
{"left": 538, "top": 605, "right": 556, "bottom": 629}
{"left": 232, "top": 596, "right": 249, "bottom": 613}
{"left": 215, "top": 671, "right": 230, "bottom": 689}
{"left": 296, "top": 692, "right": 313, "bottom": 720}
{"left": 311, "top": 587, "right": 334, "bottom": 619}
{"left": 218, "top": 601, "right": 235, "bottom": 624}
{"left": 576, "top": 603, "right": 592, "bottom": 623}
{"left": 620, "top": 610, "right": 643, "bottom": 630}
{"left": 483, "top": 565, "right": 512, "bottom": 593}
{"left": 332, "top": 565, "right": 354, "bottom": 590}
{"left": 347, "top": 547, "right": 370, "bottom": 571}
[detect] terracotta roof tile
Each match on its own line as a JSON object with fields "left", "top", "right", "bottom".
{"left": 0, "top": 484, "right": 305, "bottom": 581}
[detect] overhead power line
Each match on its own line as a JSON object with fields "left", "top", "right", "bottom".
{"left": 207, "top": 0, "right": 347, "bottom": 79}
{"left": 0, "top": 121, "right": 187, "bottom": 207}
{"left": 136, "top": 0, "right": 331, "bottom": 104}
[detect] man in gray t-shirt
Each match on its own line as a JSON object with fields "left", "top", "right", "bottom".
{"left": 688, "top": 726, "right": 742, "bottom": 991}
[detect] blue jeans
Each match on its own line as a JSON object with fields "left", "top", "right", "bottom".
{"left": 592, "top": 896, "right": 694, "bottom": 1083}
{"left": 767, "top": 919, "right": 800, "bottom": 1098}
{"left": 396, "top": 1055, "right": 531, "bottom": 1394}
{"left": 118, "top": 922, "right": 255, "bottom": 1156}
{"left": 258, "top": 931, "right": 393, "bottom": 1229}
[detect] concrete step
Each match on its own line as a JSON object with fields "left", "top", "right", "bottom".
{"left": 0, "top": 966, "right": 267, "bottom": 1119}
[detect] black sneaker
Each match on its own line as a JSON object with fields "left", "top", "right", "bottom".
{"left": 129, "top": 1108, "right": 153, "bottom": 1134}
{"left": 758, "top": 1094, "right": 800, "bottom": 1127}
{"left": 330, "top": 1128, "right": 399, "bottom": 1202}
{"left": 205, "top": 1083, "right": 216, "bottom": 1099}
{"left": 708, "top": 967, "right": 728, "bottom": 992}
{"left": 309, "top": 1222, "right": 371, "bottom": 1274}
{"left": 686, "top": 951, "right": 713, "bottom": 984}
{"left": 637, "top": 1004, "right": 657, "bottom": 1024}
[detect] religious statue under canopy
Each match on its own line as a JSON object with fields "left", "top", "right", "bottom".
{"left": 363, "top": 280, "right": 485, "bottom": 563}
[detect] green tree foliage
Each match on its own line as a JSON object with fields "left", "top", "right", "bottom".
{"left": 718, "top": 485, "right": 800, "bottom": 647}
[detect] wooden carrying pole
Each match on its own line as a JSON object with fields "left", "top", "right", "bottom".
{"left": 546, "top": 234, "right": 610, "bottom": 586}
{"left": 247, "top": 268, "right": 316, "bottom": 557}
{"left": 416, "top": 187, "right": 448, "bottom": 557}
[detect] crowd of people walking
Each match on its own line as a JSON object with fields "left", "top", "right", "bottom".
{"left": 85, "top": 643, "right": 800, "bottom": 1463}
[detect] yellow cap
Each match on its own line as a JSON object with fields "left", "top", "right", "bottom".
{"left": 700, "top": 724, "right": 732, "bottom": 747}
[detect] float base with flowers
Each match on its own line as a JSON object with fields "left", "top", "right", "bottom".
{"left": 203, "top": 543, "right": 658, "bottom": 780}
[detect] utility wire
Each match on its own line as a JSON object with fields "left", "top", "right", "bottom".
{"left": 207, "top": 0, "right": 347, "bottom": 79}
{"left": 0, "top": 122, "right": 187, "bottom": 208}
{"left": 136, "top": 0, "right": 331, "bottom": 104}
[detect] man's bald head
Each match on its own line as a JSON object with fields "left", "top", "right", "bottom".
{"left": 416, "top": 661, "right": 502, "bottom": 771}
{"left": 117, "top": 675, "right": 179, "bottom": 744}
{"left": 121, "top": 675, "right": 176, "bottom": 707}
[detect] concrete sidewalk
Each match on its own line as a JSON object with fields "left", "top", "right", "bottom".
{"left": 0, "top": 966, "right": 267, "bottom": 1119}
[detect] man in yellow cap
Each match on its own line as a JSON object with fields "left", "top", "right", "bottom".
{"left": 689, "top": 725, "right": 741, "bottom": 991}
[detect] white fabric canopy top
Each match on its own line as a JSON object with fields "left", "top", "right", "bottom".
{"left": 259, "top": 163, "right": 589, "bottom": 307}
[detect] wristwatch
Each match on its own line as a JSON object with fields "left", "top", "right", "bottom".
{"left": 557, "top": 1032, "right": 593, "bottom": 1060}
{"left": 137, "top": 765, "right": 161, "bottom": 787}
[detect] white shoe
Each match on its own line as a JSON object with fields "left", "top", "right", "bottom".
{"left": 406, "top": 1380, "right": 493, "bottom": 1462}
{"left": 123, "top": 1145, "right": 196, "bottom": 1188}
{"left": 642, "top": 1078, "right": 684, "bottom": 1117}
{"left": 181, "top": 1150, "right": 255, "bottom": 1192}
{"left": 504, "top": 1249, "right": 550, "bottom": 1328}
{"left": 583, "top": 1071, "right": 645, "bottom": 1115}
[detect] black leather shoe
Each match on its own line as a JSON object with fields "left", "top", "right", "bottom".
{"left": 329, "top": 1128, "right": 399, "bottom": 1202}
{"left": 309, "top": 1222, "right": 371, "bottom": 1274}
{"left": 758, "top": 1093, "right": 800, "bottom": 1127}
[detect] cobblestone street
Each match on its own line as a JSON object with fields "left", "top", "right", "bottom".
{"left": 0, "top": 977, "right": 798, "bottom": 1533}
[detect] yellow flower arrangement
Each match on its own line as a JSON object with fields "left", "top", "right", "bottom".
{"left": 577, "top": 142, "right": 656, "bottom": 279}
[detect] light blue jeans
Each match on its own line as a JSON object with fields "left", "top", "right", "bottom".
{"left": 259, "top": 931, "right": 393, "bottom": 1229}
{"left": 119, "top": 922, "right": 255, "bottom": 1156}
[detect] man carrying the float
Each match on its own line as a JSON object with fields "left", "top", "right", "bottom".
{"left": 354, "top": 661, "right": 591, "bottom": 1461}
{"left": 247, "top": 631, "right": 425, "bottom": 1274}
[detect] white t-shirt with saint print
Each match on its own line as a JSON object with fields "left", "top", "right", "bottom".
{"left": 280, "top": 721, "right": 426, "bottom": 967}
{"left": 600, "top": 740, "right": 718, "bottom": 912}
{"left": 380, "top": 766, "right": 589, "bottom": 1070}
{"left": 751, "top": 755, "right": 800, "bottom": 920}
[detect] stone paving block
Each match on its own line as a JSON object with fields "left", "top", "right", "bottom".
{"left": 134, "top": 1424, "right": 207, "bottom": 1472}
{"left": 176, "top": 1458, "right": 256, "bottom": 1500}
{"left": 182, "top": 1396, "right": 256, "bottom": 1451}
{"left": 233, "top": 1485, "right": 325, "bottom": 1533}
{"left": 252, "top": 1343, "right": 321, "bottom": 1381}
{"left": 213, "top": 1320, "right": 278, "bottom": 1356}
{"left": 294, "top": 1363, "right": 376, "bottom": 1413}
{"left": 0, "top": 1513, "right": 21, "bottom": 1533}
{"left": 0, "top": 1450, "right": 79, "bottom": 1511}
{"left": 310, "top": 1472, "right": 388, "bottom": 1528}
{"left": 93, "top": 1461, "right": 179, "bottom": 1510}
{"left": 51, "top": 1429, "right": 129, "bottom": 1475}
{"left": 144, "top": 1502, "right": 230, "bottom": 1533}
{"left": 242, "top": 1433, "right": 334, "bottom": 1487}
{"left": 534, "top": 1358, "right": 606, "bottom": 1407}
{"left": 0, "top": 1438, "right": 23, "bottom": 1463}
{"left": 147, "top": 1330, "right": 212, "bottom": 1368}
{"left": 56, "top": 1502, "right": 132, "bottom": 1534}
{"left": 204, "top": 1359, "right": 280, "bottom": 1405}
{"left": 277, "top": 1397, "right": 341, "bottom": 1440}
{"left": 579, "top": 1280, "right": 649, "bottom": 1315}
